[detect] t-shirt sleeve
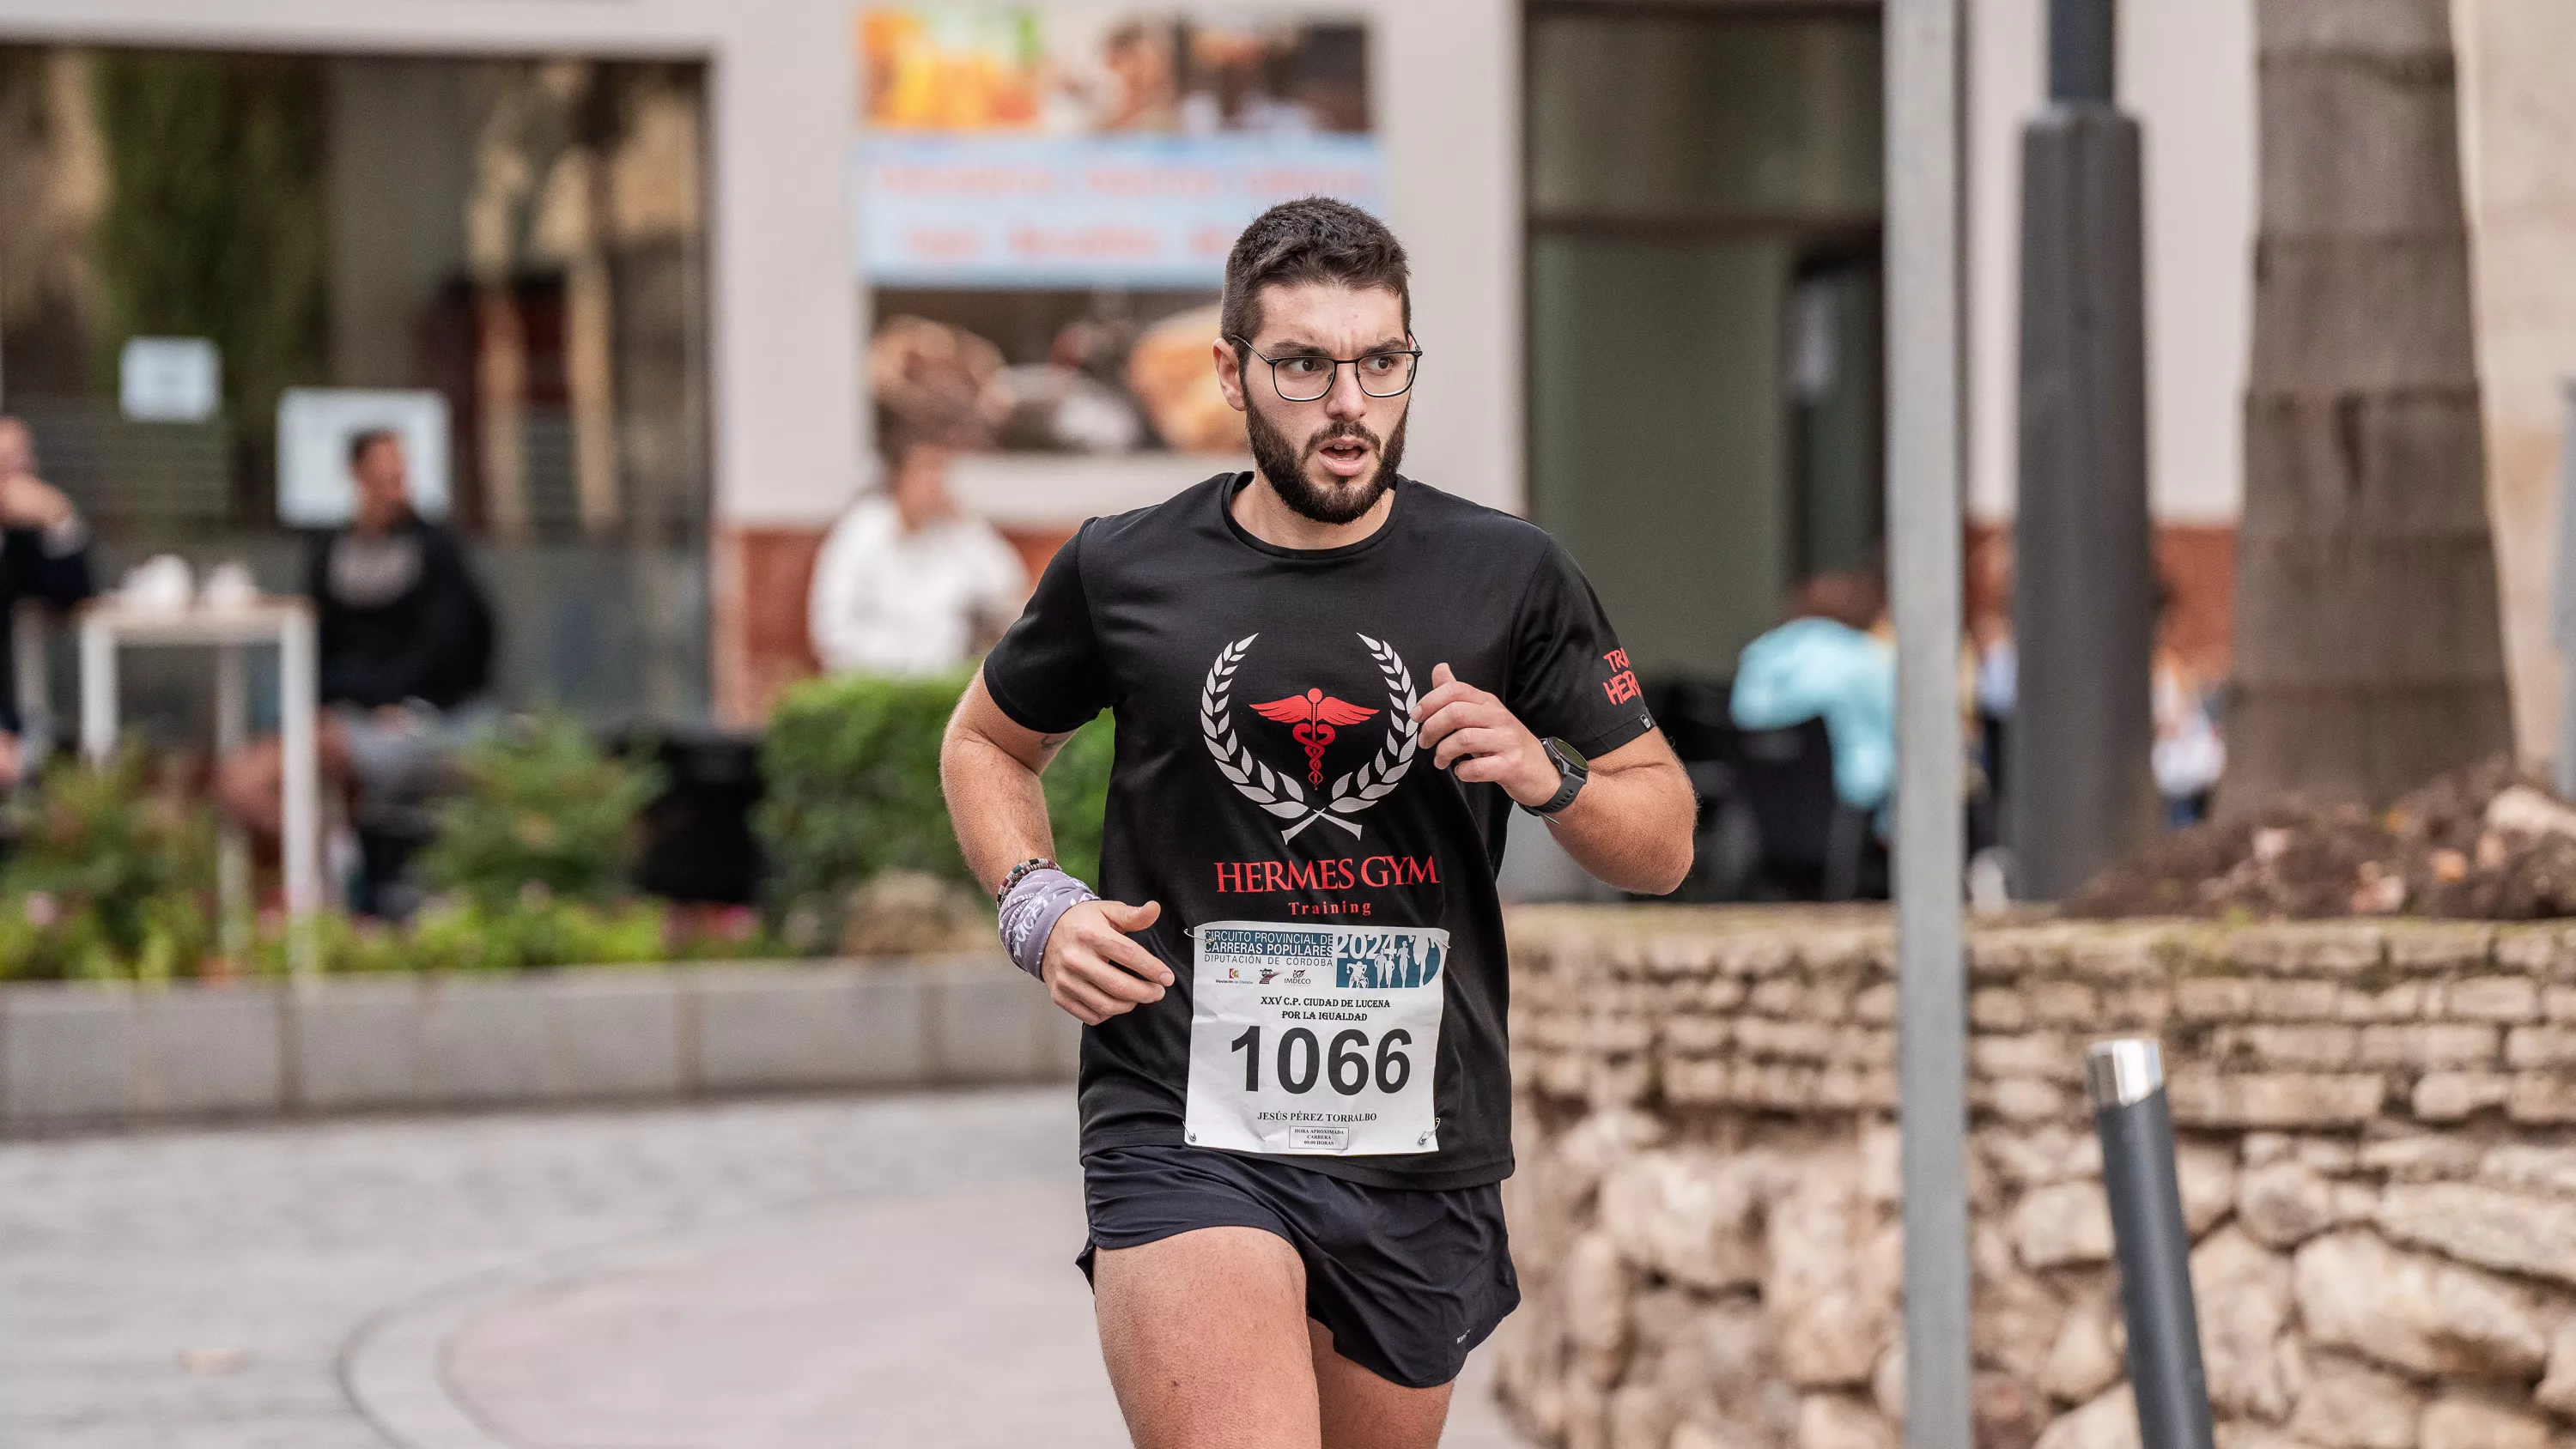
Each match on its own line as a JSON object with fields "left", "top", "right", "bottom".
{"left": 980, "top": 523, "right": 1112, "bottom": 734}
{"left": 1506, "top": 539, "right": 1657, "bottom": 760}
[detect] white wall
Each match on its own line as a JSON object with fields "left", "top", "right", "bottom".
{"left": 1965, "top": 0, "right": 2256, "bottom": 525}
{"left": 1371, "top": 0, "right": 1521, "bottom": 515}
{"left": 2455, "top": 0, "right": 2576, "bottom": 759}
{"left": 0, "top": 0, "right": 867, "bottom": 529}
{"left": 0, "top": 0, "right": 1521, "bottom": 524}
{"left": 1965, "top": 0, "right": 2040, "bottom": 524}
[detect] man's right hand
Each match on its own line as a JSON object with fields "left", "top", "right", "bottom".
{"left": 1041, "top": 898, "right": 1171, "bottom": 1025}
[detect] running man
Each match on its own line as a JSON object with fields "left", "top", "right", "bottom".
{"left": 940, "top": 197, "right": 1696, "bottom": 1449}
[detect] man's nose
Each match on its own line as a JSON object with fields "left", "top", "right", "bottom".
{"left": 1323, "top": 362, "right": 1369, "bottom": 419}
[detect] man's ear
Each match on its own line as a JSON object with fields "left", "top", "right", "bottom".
{"left": 1211, "top": 336, "right": 1249, "bottom": 415}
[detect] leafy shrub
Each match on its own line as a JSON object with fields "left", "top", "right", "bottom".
{"left": 756, "top": 671, "right": 1112, "bottom": 937}
{"left": 418, "top": 717, "right": 663, "bottom": 909}
{"left": 0, "top": 737, "right": 795, "bottom": 980}
{"left": 253, "top": 893, "right": 696, "bottom": 975}
{"left": 0, "top": 749, "right": 217, "bottom": 981}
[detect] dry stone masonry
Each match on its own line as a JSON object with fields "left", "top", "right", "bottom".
{"left": 1495, "top": 908, "right": 2576, "bottom": 1449}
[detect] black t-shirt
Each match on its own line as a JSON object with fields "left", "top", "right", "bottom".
{"left": 982, "top": 474, "right": 1653, "bottom": 1189}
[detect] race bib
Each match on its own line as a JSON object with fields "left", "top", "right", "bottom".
{"left": 1182, "top": 920, "right": 1446, "bottom": 1156}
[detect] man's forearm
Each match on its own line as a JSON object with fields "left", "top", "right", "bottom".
{"left": 1542, "top": 760, "right": 1695, "bottom": 894}
{"left": 939, "top": 726, "right": 1063, "bottom": 893}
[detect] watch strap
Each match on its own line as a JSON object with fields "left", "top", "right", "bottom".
{"left": 1522, "top": 743, "right": 1588, "bottom": 818}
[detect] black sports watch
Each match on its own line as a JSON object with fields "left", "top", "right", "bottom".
{"left": 1522, "top": 741, "right": 1589, "bottom": 818}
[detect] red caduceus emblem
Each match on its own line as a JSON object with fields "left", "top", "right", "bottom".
{"left": 1250, "top": 688, "right": 1382, "bottom": 786}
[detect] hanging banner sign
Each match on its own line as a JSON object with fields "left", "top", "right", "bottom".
{"left": 856, "top": 131, "right": 1386, "bottom": 288}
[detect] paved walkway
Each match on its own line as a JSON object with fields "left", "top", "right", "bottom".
{"left": 0, "top": 1089, "right": 1528, "bottom": 1447}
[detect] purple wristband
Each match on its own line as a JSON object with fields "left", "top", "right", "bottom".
{"left": 998, "top": 867, "right": 1098, "bottom": 979}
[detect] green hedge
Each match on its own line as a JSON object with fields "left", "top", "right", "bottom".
{"left": 0, "top": 749, "right": 217, "bottom": 981}
{"left": 0, "top": 730, "right": 784, "bottom": 982}
{"left": 754, "top": 671, "right": 1112, "bottom": 931}
{"left": 420, "top": 716, "right": 663, "bottom": 910}
{"left": 252, "top": 896, "right": 781, "bottom": 976}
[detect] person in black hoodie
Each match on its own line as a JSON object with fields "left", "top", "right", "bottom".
{"left": 219, "top": 429, "right": 495, "bottom": 912}
{"left": 0, "top": 416, "right": 96, "bottom": 781}
{"left": 307, "top": 428, "right": 492, "bottom": 713}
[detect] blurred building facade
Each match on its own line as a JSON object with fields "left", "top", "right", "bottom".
{"left": 0, "top": 42, "right": 715, "bottom": 728}
{"left": 3, "top": 0, "right": 2573, "bottom": 751}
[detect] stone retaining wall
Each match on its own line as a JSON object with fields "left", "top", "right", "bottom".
{"left": 1496, "top": 907, "right": 2576, "bottom": 1449}
{"left": 0, "top": 955, "right": 1076, "bottom": 1129}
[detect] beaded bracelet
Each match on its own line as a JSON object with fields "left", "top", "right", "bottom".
{"left": 993, "top": 856, "right": 1060, "bottom": 907}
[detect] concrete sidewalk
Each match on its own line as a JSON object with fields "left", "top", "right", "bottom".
{"left": 0, "top": 1088, "right": 1529, "bottom": 1447}
{"left": 393, "top": 1178, "right": 1525, "bottom": 1448}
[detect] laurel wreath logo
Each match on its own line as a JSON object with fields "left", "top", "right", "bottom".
{"left": 1200, "top": 632, "right": 1419, "bottom": 841}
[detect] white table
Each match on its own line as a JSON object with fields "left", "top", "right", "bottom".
{"left": 51, "top": 599, "right": 324, "bottom": 978}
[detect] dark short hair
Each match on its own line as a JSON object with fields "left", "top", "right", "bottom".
{"left": 348, "top": 427, "right": 400, "bottom": 468}
{"left": 875, "top": 415, "right": 939, "bottom": 471}
{"left": 1219, "top": 197, "right": 1410, "bottom": 352}
{"left": 1789, "top": 568, "right": 1887, "bottom": 633}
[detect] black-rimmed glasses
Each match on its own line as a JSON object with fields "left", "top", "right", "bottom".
{"left": 1228, "top": 335, "right": 1423, "bottom": 402}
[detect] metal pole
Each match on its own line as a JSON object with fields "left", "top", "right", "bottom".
{"left": 279, "top": 609, "right": 321, "bottom": 981}
{"left": 2087, "top": 1040, "right": 2218, "bottom": 1449}
{"left": 2046, "top": 0, "right": 2117, "bottom": 103}
{"left": 2553, "top": 379, "right": 2576, "bottom": 801}
{"left": 215, "top": 642, "right": 251, "bottom": 966}
{"left": 77, "top": 613, "right": 115, "bottom": 764}
{"left": 1888, "top": 0, "right": 1971, "bottom": 1444}
{"left": 2008, "top": 0, "right": 2155, "bottom": 899}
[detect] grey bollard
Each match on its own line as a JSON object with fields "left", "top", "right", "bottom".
{"left": 2087, "top": 1040, "right": 2216, "bottom": 1449}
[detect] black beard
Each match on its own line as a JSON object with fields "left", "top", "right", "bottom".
{"left": 1245, "top": 401, "right": 1406, "bottom": 526}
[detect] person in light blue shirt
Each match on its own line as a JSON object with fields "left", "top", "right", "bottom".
{"left": 1730, "top": 569, "right": 1896, "bottom": 820}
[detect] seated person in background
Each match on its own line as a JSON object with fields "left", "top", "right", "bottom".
{"left": 219, "top": 429, "right": 495, "bottom": 913}
{"left": 1730, "top": 567, "right": 1897, "bottom": 822}
{"left": 309, "top": 429, "right": 493, "bottom": 716}
{"left": 808, "top": 431, "right": 1027, "bottom": 677}
{"left": 0, "top": 415, "right": 97, "bottom": 780}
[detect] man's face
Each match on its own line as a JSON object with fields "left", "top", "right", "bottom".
{"left": 1107, "top": 33, "right": 1171, "bottom": 99}
{"left": 1213, "top": 281, "right": 1413, "bottom": 526}
{"left": 890, "top": 444, "right": 956, "bottom": 530}
{"left": 352, "top": 437, "right": 410, "bottom": 526}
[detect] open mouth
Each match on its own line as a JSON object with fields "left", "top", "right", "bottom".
{"left": 1313, "top": 436, "right": 1374, "bottom": 478}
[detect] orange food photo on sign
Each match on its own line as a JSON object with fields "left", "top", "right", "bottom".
{"left": 859, "top": 9, "right": 1043, "bottom": 131}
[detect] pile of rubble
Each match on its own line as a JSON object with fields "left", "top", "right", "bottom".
{"left": 2069, "top": 758, "right": 2576, "bottom": 919}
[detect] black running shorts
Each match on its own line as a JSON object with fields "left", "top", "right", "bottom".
{"left": 1075, "top": 1143, "right": 1520, "bottom": 1390}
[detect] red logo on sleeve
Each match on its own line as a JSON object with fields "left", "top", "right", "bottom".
{"left": 1601, "top": 649, "right": 1641, "bottom": 706}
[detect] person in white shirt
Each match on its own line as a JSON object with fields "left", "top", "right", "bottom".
{"left": 808, "top": 435, "right": 1028, "bottom": 677}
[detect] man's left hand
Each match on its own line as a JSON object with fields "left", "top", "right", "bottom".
{"left": 1413, "top": 662, "right": 1558, "bottom": 808}
{"left": 0, "top": 473, "right": 74, "bottom": 533}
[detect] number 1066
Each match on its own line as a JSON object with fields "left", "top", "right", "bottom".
{"left": 1229, "top": 1025, "right": 1413, "bottom": 1095}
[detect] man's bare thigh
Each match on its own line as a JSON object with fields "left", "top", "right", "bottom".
{"left": 1091, "top": 1227, "right": 1455, "bottom": 1449}
{"left": 1094, "top": 1227, "right": 1316, "bottom": 1449}
{"left": 1309, "top": 1320, "right": 1453, "bottom": 1449}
